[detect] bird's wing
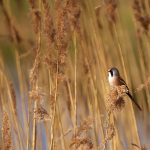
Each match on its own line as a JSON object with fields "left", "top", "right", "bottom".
{"left": 119, "top": 77, "right": 127, "bottom": 85}
{"left": 119, "top": 77, "right": 129, "bottom": 91}
{"left": 119, "top": 77, "right": 142, "bottom": 111}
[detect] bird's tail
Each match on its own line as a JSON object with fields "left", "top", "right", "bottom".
{"left": 127, "top": 92, "right": 142, "bottom": 111}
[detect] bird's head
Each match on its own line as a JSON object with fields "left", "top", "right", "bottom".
{"left": 108, "top": 67, "right": 120, "bottom": 78}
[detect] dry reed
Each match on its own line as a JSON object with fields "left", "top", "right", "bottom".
{"left": 2, "top": 112, "right": 12, "bottom": 150}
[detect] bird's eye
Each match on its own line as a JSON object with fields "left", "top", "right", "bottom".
{"left": 109, "top": 70, "right": 113, "bottom": 76}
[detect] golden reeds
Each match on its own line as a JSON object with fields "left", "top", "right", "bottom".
{"left": 1, "top": 0, "right": 150, "bottom": 149}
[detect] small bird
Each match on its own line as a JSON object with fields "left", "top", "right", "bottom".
{"left": 108, "top": 67, "right": 142, "bottom": 111}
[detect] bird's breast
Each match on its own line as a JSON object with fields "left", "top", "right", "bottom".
{"left": 108, "top": 76, "right": 122, "bottom": 87}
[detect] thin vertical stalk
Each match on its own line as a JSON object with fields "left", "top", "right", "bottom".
{"left": 114, "top": 24, "right": 127, "bottom": 80}
{"left": 50, "top": 59, "right": 59, "bottom": 149}
{"left": 32, "top": 100, "right": 37, "bottom": 150}
{"left": 74, "top": 32, "right": 77, "bottom": 131}
{"left": 48, "top": 70, "right": 52, "bottom": 95}
{"left": 65, "top": 79, "right": 74, "bottom": 121}
{"left": 32, "top": 0, "right": 42, "bottom": 149}
{"left": 56, "top": 104, "right": 66, "bottom": 150}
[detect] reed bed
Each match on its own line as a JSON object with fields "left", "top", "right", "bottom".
{"left": 0, "top": 0, "right": 150, "bottom": 149}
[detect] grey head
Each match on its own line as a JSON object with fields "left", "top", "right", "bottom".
{"left": 108, "top": 67, "right": 120, "bottom": 77}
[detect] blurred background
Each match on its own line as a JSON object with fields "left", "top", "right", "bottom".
{"left": 0, "top": 0, "right": 150, "bottom": 149}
